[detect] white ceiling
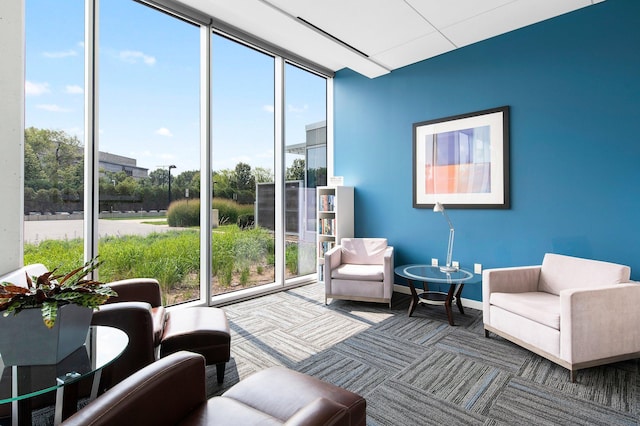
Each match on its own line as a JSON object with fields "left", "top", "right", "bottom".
{"left": 177, "top": 0, "right": 605, "bottom": 78}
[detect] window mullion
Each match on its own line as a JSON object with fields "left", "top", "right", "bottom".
{"left": 274, "top": 57, "right": 285, "bottom": 286}
{"left": 84, "top": 0, "right": 99, "bottom": 271}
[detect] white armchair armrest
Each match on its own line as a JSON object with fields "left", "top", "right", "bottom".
{"left": 382, "top": 246, "right": 394, "bottom": 300}
{"left": 560, "top": 283, "right": 640, "bottom": 363}
{"left": 482, "top": 265, "right": 541, "bottom": 324}
{"left": 324, "top": 245, "right": 342, "bottom": 295}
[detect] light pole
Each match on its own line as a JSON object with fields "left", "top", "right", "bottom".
{"left": 168, "top": 165, "right": 176, "bottom": 207}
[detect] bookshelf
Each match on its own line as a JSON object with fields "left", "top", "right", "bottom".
{"left": 317, "top": 186, "right": 354, "bottom": 282}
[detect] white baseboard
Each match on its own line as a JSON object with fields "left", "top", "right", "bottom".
{"left": 393, "top": 283, "right": 483, "bottom": 311}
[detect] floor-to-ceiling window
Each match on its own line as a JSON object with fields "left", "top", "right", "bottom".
{"left": 24, "top": 0, "right": 329, "bottom": 307}
{"left": 98, "top": 0, "right": 201, "bottom": 305}
{"left": 284, "top": 64, "right": 327, "bottom": 281}
{"left": 210, "top": 33, "right": 276, "bottom": 296}
{"left": 24, "top": 0, "right": 86, "bottom": 271}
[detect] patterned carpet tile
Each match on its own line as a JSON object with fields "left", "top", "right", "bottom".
{"left": 396, "top": 348, "right": 511, "bottom": 415}
{"left": 250, "top": 299, "right": 321, "bottom": 329}
{"left": 520, "top": 356, "right": 637, "bottom": 413}
{"left": 328, "top": 301, "right": 398, "bottom": 326}
{"left": 332, "top": 328, "right": 427, "bottom": 373}
{"left": 488, "top": 377, "right": 637, "bottom": 426}
{"left": 230, "top": 328, "right": 322, "bottom": 370}
{"left": 223, "top": 292, "right": 283, "bottom": 316}
{"left": 374, "top": 313, "right": 452, "bottom": 346}
{"left": 436, "top": 329, "right": 531, "bottom": 372}
{"left": 287, "top": 311, "right": 371, "bottom": 350}
{"left": 366, "top": 378, "right": 486, "bottom": 426}
{"left": 295, "top": 350, "right": 390, "bottom": 396}
{"left": 226, "top": 314, "right": 278, "bottom": 343}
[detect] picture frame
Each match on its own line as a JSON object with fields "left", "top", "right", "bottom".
{"left": 413, "top": 106, "right": 510, "bottom": 209}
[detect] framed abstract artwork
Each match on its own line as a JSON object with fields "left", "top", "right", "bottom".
{"left": 413, "top": 106, "right": 510, "bottom": 209}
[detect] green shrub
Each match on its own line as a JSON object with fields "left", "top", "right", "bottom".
{"left": 213, "top": 199, "right": 253, "bottom": 225}
{"left": 239, "top": 267, "right": 250, "bottom": 285}
{"left": 237, "top": 214, "right": 254, "bottom": 229}
{"left": 285, "top": 242, "right": 298, "bottom": 275}
{"left": 167, "top": 199, "right": 200, "bottom": 227}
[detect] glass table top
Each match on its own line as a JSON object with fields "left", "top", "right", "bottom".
{"left": 0, "top": 325, "right": 128, "bottom": 403}
{"left": 395, "top": 264, "right": 475, "bottom": 283}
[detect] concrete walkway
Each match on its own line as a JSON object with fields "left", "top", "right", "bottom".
{"left": 24, "top": 219, "right": 179, "bottom": 244}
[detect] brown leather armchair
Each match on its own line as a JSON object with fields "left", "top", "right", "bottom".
{"left": 92, "top": 278, "right": 230, "bottom": 391}
{"left": 62, "top": 351, "right": 366, "bottom": 426}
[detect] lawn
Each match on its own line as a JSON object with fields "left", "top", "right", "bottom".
{"left": 23, "top": 224, "right": 291, "bottom": 305}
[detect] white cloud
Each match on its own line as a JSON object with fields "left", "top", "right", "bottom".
{"left": 25, "top": 81, "right": 50, "bottom": 96}
{"left": 263, "top": 105, "right": 274, "bottom": 113}
{"left": 155, "top": 127, "right": 173, "bottom": 137}
{"left": 119, "top": 50, "right": 156, "bottom": 66}
{"left": 65, "top": 85, "right": 84, "bottom": 95}
{"left": 36, "top": 104, "right": 71, "bottom": 113}
{"left": 288, "top": 104, "right": 309, "bottom": 113}
{"left": 43, "top": 49, "right": 77, "bottom": 59}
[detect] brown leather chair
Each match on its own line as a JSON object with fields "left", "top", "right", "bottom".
{"left": 62, "top": 351, "right": 366, "bottom": 426}
{"left": 92, "top": 278, "right": 230, "bottom": 391}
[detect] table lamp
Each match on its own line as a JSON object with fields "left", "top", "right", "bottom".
{"left": 434, "top": 202, "right": 457, "bottom": 272}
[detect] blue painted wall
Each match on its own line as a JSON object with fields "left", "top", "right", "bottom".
{"left": 333, "top": 0, "right": 640, "bottom": 301}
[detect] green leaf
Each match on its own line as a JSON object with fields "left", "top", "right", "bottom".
{"left": 42, "top": 301, "right": 57, "bottom": 329}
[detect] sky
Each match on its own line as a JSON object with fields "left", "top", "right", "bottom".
{"left": 25, "top": 0, "right": 327, "bottom": 176}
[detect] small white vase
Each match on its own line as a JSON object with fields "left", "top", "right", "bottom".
{"left": 0, "top": 304, "right": 93, "bottom": 366}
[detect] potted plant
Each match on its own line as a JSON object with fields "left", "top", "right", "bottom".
{"left": 0, "top": 257, "right": 117, "bottom": 365}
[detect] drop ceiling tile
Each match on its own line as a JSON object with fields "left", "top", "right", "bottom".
{"left": 406, "top": 0, "right": 515, "bottom": 29}
{"left": 372, "top": 32, "right": 457, "bottom": 70}
{"left": 179, "top": 0, "right": 390, "bottom": 77}
{"left": 442, "top": 0, "right": 595, "bottom": 48}
{"left": 179, "top": 0, "right": 604, "bottom": 78}
{"left": 264, "top": 0, "right": 437, "bottom": 56}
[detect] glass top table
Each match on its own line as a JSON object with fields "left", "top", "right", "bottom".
{"left": 0, "top": 325, "right": 128, "bottom": 425}
{"left": 395, "top": 264, "right": 477, "bottom": 325}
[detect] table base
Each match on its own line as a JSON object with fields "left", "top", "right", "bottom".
{"left": 407, "top": 279, "right": 466, "bottom": 325}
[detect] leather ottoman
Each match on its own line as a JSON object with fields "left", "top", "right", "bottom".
{"left": 160, "top": 307, "right": 230, "bottom": 383}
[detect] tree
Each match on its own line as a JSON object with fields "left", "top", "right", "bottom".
{"left": 253, "top": 167, "right": 274, "bottom": 183}
{"left": 24, "top": 143, "right": 46, "bottom": 186}
{"left": 149, "top": 168, "right": 169, "bottom": 187}
{"left": 233, "top": 162, "right": 255, "bottom": 191}
{"left": 286, "top": 158, "right": 305, "bottom": 181}
{"left": 24, "top": 127, "right": 82, "bottom": 189}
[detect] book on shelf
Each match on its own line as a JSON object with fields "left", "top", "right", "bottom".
{"left": 319, "top": 194, "right": 335, "bottom": 212}
{"left": 318, "top": 218, "right": 336, "bottom": 235}
{"left": 318, "top": 241, "right": 335, "bottom": 258}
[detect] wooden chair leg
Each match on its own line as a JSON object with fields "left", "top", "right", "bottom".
{"left": 570, "top": 369, "right": 576, "bottom": 383}
{"left": 484, "top": 329, "right": 490, "bottom": 338}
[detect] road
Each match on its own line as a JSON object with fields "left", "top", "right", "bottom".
{"left": 24, "top": 219, "right": 179, "bottom": 244}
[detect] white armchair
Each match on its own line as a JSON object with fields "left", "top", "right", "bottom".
{"left": 483, "top": 253, "right": 640, "bottom": 381}
{"left": 324, "top": 238, "right": 394, "bottom": 308}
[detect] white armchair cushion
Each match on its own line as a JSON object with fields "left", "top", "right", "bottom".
{"left": 331, "top": 264, "right": 384, "bottom": 281}
{"left": 490, "top": 292, "right": 560, "bottom": 330}
{"left": 340, "top": 238, "right": 388, "bottom": 265}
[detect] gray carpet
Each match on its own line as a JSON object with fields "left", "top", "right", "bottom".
{"left": 206, "top": 282, "right": 639, "bottom": 426}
